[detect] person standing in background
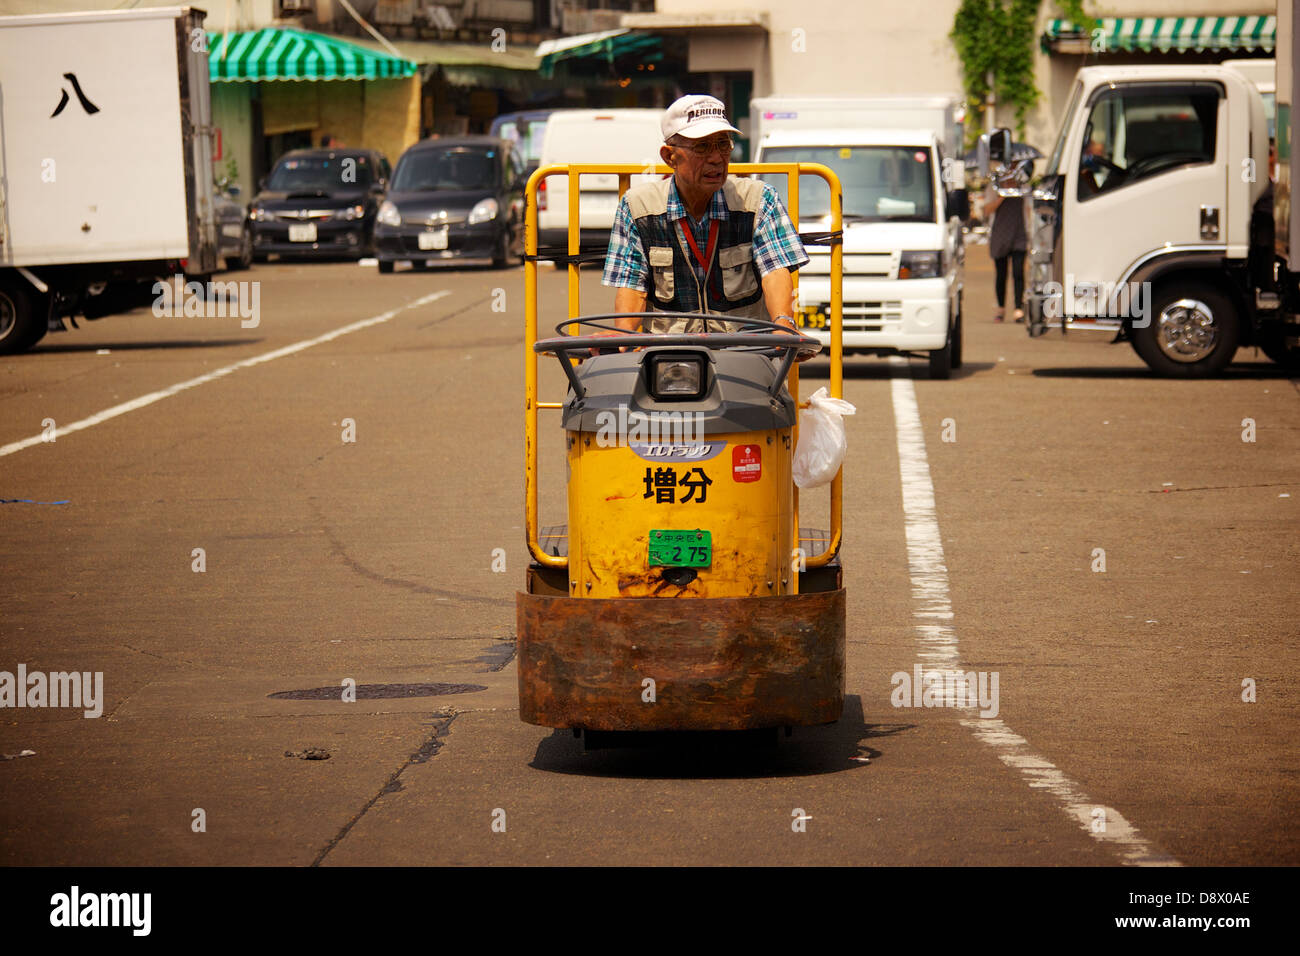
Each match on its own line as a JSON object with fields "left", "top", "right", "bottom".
{"left": 985, "top": 169, "right": 1028, "bottom": 322}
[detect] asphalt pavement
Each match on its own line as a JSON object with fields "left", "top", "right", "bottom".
{"left": 0, "top": 247, "right": 1296, "bottom": 867}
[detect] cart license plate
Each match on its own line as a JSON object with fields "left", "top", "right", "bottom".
{"left": 419, "top": 228, "right": 448, "bottom": 250}
{"left": 288, "top": 223, "right": 317, "bottom": 242}
{"left": 648, "top": 529, "right": 711, "bottom": 567}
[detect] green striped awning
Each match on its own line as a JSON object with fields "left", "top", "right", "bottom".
{"left": 536, "top": 29, "right": 663, "bottom": 79}
{"left": 1044, "top": 16, "right": 1276, "bottom": 54}
{"left": 207, "top": 28, "right": 418, "bottom": 82}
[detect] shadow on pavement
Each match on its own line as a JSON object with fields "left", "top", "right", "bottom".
{"left": 528, "top": 695, "right": 912, "bottom": 779}
{"left": 799, "top": 360, "right": 996, "bottom": 381}
{"left": 31, "top": 338, "right": 259, "bottom": 354}
{"left": 1031, "top": 360, "right": 1297, "bottom": 380}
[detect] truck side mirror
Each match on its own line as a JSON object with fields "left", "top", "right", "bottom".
{"left": 947, "top": 188, "right": 969, "bottom": 222}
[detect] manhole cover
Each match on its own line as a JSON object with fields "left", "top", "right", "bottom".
{"left": 269, "top": 682, "right": 486, "bottom": 701}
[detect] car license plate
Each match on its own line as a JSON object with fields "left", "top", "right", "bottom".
{"left": 221, "top": 223, "right": 244, "bottom": 238}
{"left": 288, "top": 223, "right": 317, "bottom": 242}
{"left": 648, "top": 529, "right": 711, "bottom": 568}
{"left": 418, "top": 228, "right": 448, "bottom": 250}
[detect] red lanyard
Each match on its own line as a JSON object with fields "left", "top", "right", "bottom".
{"left": 678, "top": 216, "right": 719, "bottom": 276}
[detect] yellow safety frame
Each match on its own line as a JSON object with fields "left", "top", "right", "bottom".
{"left": 523, "top": 162, "right": 844, "bottom": 572}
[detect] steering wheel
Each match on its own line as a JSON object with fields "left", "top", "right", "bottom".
{"left": 536, "top": 312, "right": 820, "bottom": 356}
{"left": 533, "top": 312, "right": 821, "bottom": 398}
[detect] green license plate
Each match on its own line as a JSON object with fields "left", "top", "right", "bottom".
{"left": 648, "top": 529, "right": 712, "bottom": 567}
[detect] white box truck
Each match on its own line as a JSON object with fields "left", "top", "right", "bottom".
{"left": 0, "top": 5, "right": 218, "bottom": 354}
{"left": 1020, "top": 31, "right": 1298, "bottom": 374}
{"left": 751, "top": 96, "right": 969, "bottom": 378}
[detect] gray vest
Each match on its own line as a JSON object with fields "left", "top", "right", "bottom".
{"left": 623, "top": 176, "right": 769, "bottom": 333}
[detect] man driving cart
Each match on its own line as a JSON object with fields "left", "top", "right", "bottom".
{"left": 599, "top": 95, "right": 811, "bottom": 349}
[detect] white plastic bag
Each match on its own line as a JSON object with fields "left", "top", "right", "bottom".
{"left": 792, "top": 387, "right": 857, "bottom": 489}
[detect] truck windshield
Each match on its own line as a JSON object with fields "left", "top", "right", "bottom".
{"left": 267, "top": 156, "right": 373, "bottom": 191}
{"left": 758, "top": 146, "right": 935, "bottom": 222}
{"left": 392, "top": 147, "right": 499, "bottom": 192}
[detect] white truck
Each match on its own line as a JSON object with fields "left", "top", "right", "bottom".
{"left": 750, "top": 95, "right": 969, "bottom": 378}
{"left": 1020, "top": 32, "right": 1298, "bottom": 375}
{"left": 0, "top": 6, "right": 218, "bottom": 354}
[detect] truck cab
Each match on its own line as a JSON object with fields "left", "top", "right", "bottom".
{"left": 1025, "top": 64, "right": 1275, "bottom": 375}
{"left": 755, "top": 127, "right": 966, "bottom": 378}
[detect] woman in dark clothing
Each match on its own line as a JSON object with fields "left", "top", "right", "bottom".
{"left": 985, "top": 172, "right": 1028, "bottom": 322}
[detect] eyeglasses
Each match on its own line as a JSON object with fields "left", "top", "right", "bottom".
{"left": 680, "top": 137, "right": 734, "bottom": 159}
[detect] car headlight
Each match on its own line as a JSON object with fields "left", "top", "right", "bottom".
{"left": 468, "top": 198, "right": 499, "bottom": 225}
{"left": 249, "top": 207, "right": 269, "bottom": 222}
{"left": 646, "top": 352, "right": 707, "bottom": 401}
{"left": 336, "top": 204, "right": 365, "bottom": 221}
{"left": 899, "top": 250, "right": 942, "bottom": 279}
{"left": 377, "top": 201, "right": 401, "bottom": 227}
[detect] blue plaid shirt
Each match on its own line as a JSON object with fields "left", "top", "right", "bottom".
{"left": 602, "top": 177, "right": 808, "bottom": 292}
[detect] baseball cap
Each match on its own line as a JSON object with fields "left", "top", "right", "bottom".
{"left": 662, "top": 94, "right": 741, "bottom": 141}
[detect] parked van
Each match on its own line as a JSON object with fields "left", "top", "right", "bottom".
{"left": 536, "top": 109, "right": 665, "bottom": 252}
{"left": 752, "top": 96, "right": 969, "bottom": 378}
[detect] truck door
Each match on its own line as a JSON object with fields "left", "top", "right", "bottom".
{"left": 1062, "top": 82, "right": 1226, "bottom": 317}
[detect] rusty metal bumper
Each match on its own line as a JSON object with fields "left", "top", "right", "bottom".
{"left": 516, "top": 590, "right": 845, "bottom": 731}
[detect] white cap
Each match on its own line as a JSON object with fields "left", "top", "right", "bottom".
{"left": 662, "top": 94, "right": 741, "bottom": 141}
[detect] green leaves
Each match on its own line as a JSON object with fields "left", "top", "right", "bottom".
{"left": 952, "top": 0, "right": 1077, "bottom": 139}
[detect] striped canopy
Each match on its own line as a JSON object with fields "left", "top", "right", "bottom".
{"left": 207, "top": 28, "right": 418, "bottom": 82}
{"left": 1044, "top": 16, "right": 1276, "bottom": 54}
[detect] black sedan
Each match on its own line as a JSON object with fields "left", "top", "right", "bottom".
{"left": 248, "top": 148, "right": 391, "bottom": 261}
{"left": 374, "top": 136, "right": 525, "bottom": 272}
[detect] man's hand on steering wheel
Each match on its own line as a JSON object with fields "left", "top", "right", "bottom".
{"left": 772, "top": 314, "right": 816, "bottom": 363}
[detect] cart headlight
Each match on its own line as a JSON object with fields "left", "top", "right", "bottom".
{"left": 648, "top": 353, "right": 706, "bottom": 401}
{"left": 899, "top": 250, "right": 942, "bottom": 278}
{"left": 377, "top": 201, "right": 401, "bottom": 227}
{"left": 468, "top": 198, "right": 499, "bottom": 225}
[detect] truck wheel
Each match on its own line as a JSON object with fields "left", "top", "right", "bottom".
{"left": 1130, "top": 282, "right": 1239, "bottom": 377}
{"left": 951, "top": 298, "right": 964, "bottom": 370}
{"left": 1257, "top": 327, "right": 1300, "bottom": 369}
{"left": 0, "top": 279, "right": 46, "bottom": 355}
{"left": 928, "top": 331, "right": 953, "bottom": 380}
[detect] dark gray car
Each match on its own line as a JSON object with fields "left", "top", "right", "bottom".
{"left": 374, "top": 136, "right": 525, "bottom": 272}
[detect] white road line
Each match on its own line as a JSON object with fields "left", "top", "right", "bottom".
{"left": 0, "top": 290, "right": 452, "bottom": 459}
{"left": 887, "top": 356, "right": 1180, "bottom": 867}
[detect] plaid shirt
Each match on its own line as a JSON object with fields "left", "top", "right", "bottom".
{"left": 602, "top": 177, "right": 808, "bottom": 292}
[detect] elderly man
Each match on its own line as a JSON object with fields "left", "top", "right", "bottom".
{"left": 601, "top": 94, "right": 809, "bottom": 339}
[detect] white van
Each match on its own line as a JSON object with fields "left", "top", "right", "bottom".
{"left": 752, "top": 96, "right": 968, "bottom": 378}
{"left": 536, "top": 109, "right": 665, "bottom": 252}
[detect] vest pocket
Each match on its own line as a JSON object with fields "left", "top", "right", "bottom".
{"left": 718, "top": 243, "right": 758, "bottom": 300}
{"left": 648, "top": 245, "right": 674, "bottom": 300}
